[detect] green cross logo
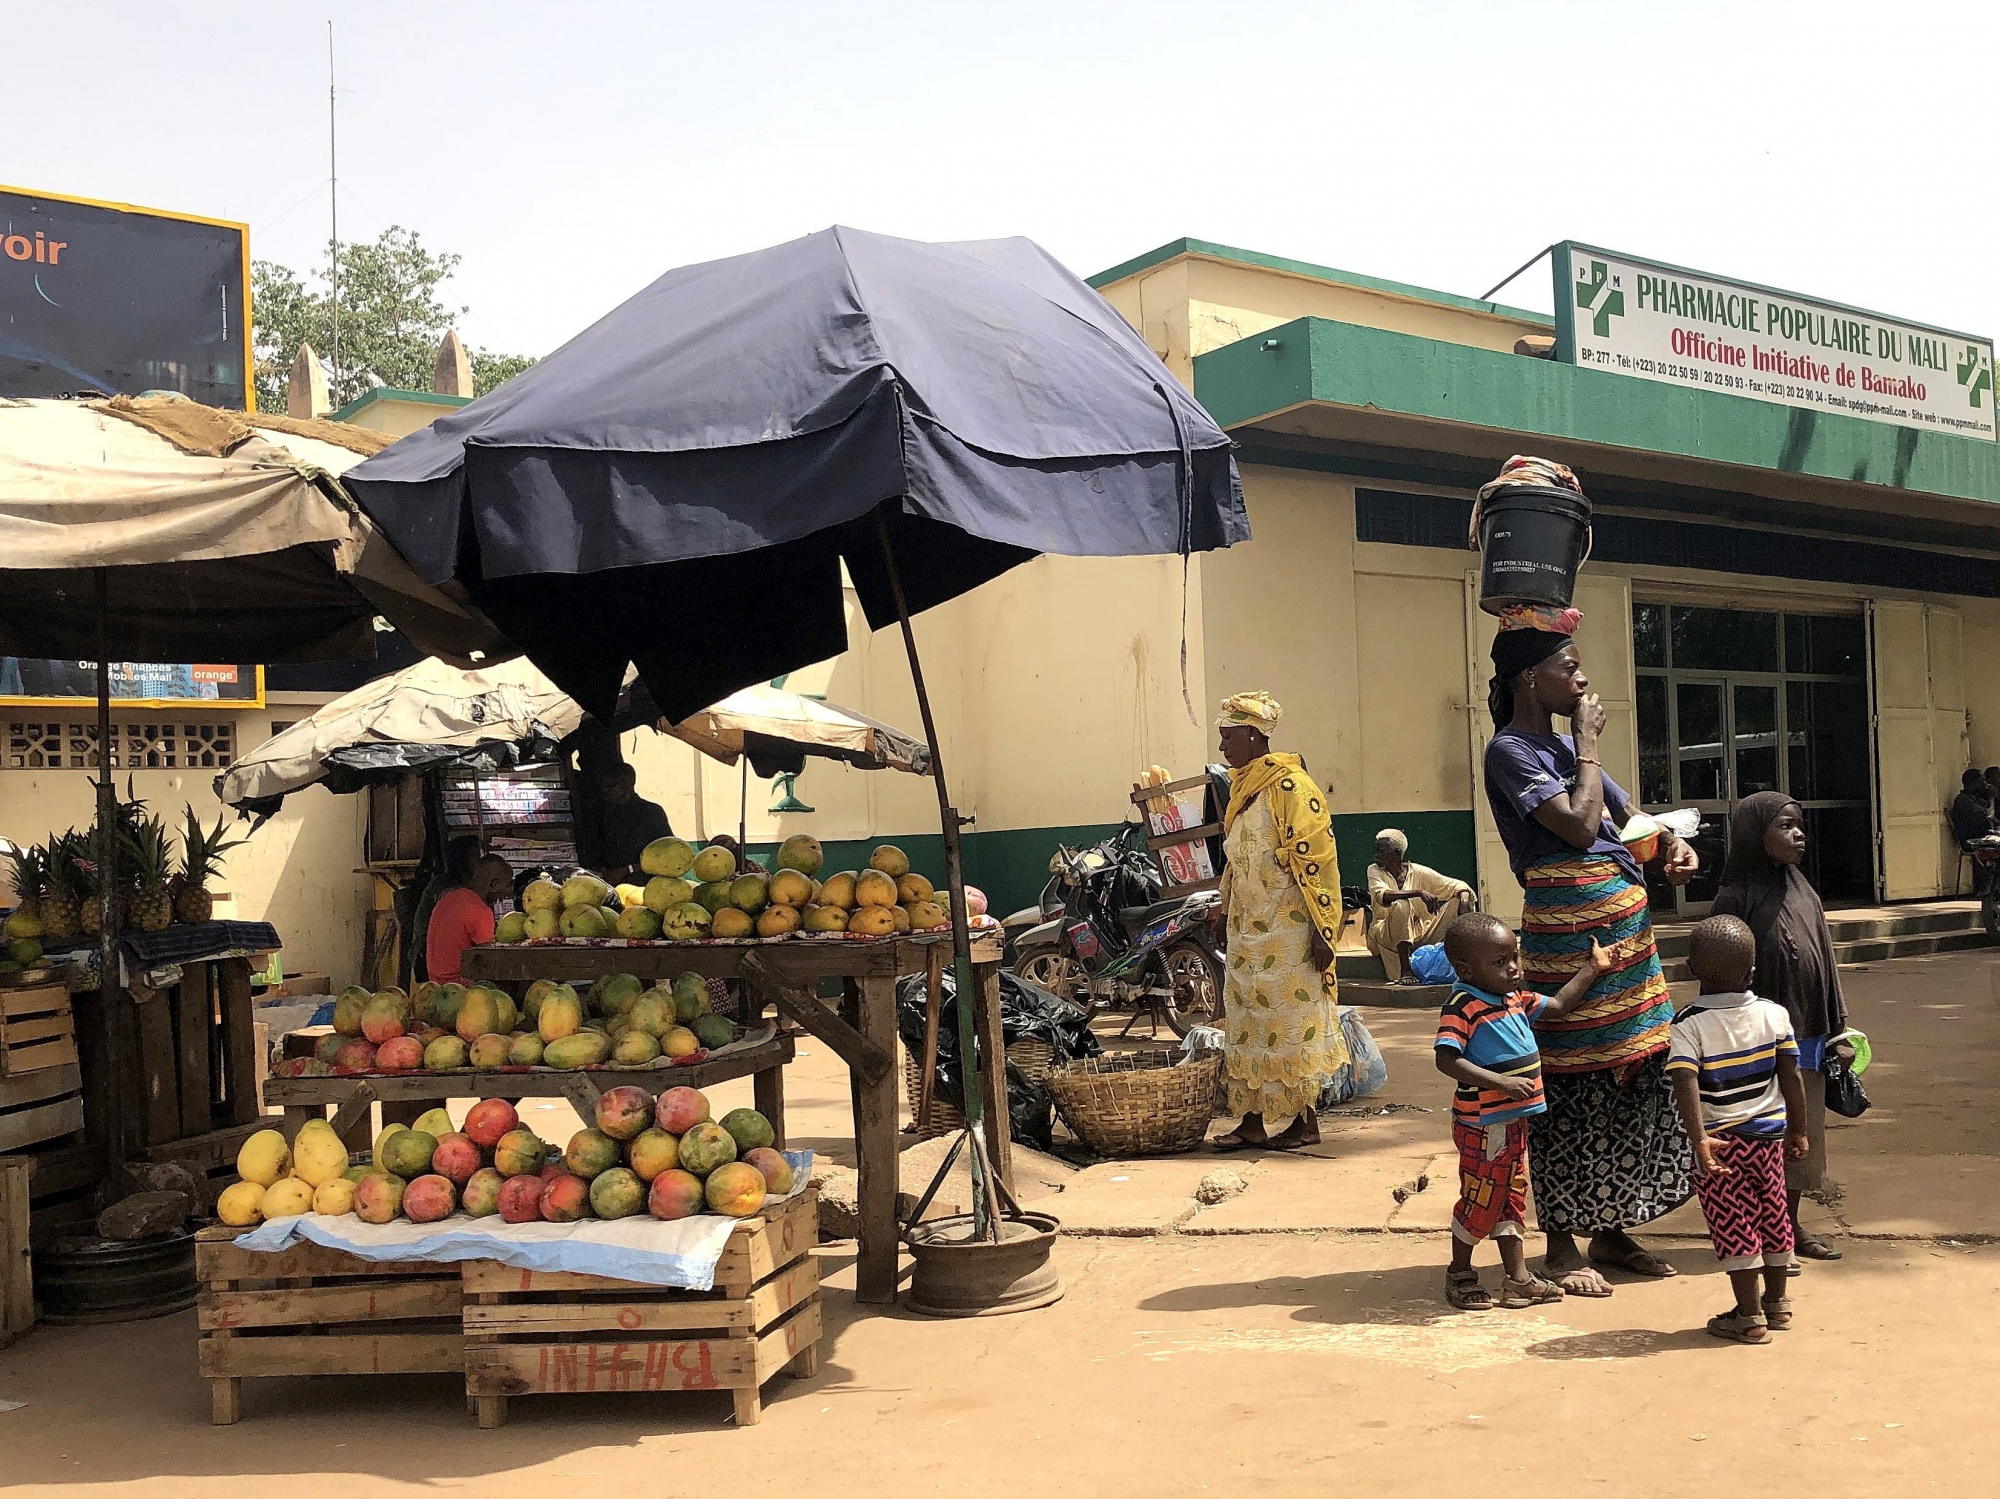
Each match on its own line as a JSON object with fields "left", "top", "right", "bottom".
{"left": 1957, "top": 344, "right": 1993, "bottom": 410}
{"left": 1575, "top": 259, "right": 1625, "bottom": 338}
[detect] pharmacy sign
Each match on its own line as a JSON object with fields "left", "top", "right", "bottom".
{"left": 1553, "top": 243, "right": 1996, "bottom": 442}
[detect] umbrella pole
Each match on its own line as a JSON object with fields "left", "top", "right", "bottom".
{"left": 92, "top": 570, "right": 126, "bottom": 1197}
{"left": 874, "top": 514, "right": 996, "bottom": 1241}
{"left": 739, "top": 757, "right": 749, "bottom": 863}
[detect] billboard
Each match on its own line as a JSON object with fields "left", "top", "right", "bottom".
{"left": 0, "top": 185, "right": 250, "bottom": 410}
{"left": 0, "top": 661, "right": 265, "bottom": 710}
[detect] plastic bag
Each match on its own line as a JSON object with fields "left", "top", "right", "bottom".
{"left": 1316, "top": 1006, "right": 1390, "bottom": 1107}
{"left": 1407, "top": 942, "right": 1456, "bottom": 986}
{"left": 1824, "top": 1050, "right": 1872, "bottom": 1119}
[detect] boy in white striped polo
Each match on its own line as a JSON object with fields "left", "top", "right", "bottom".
{"left": 1667, "top": 915, "right": 1810, "bottom": 1345}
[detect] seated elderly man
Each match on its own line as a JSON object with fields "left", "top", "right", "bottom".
{"left": 1365, "top": 828, "right": 1475, "bottom": 982}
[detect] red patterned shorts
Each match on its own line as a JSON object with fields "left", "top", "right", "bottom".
{"left": 1452, "top": 1118, "right": 1530, "bottom": 1244}
{"left": 1692, "top": 1134, "right": 1795, "bottom": 1271}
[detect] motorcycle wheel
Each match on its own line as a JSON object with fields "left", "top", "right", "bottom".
{"left": 1161, "top": 943, "right": 1225, "bottom": 1038}
{"left": 1017, "top": 950, "right": 1076, "bottom": 1001}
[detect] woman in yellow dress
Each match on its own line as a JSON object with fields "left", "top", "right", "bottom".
{"left": 1211, "top": 691, "right": 1349, "bottom": 1151}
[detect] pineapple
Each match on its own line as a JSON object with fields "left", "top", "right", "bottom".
{"left": 176, "top": 807, "right": 247, "bottom": 926}
{"left": 127, "top": 815, "right": 176, "bottom": 934}
{"left": 41, "top": 832, "right": 82, "bottom": 943}
{"left": 4, "top": 843, "right": 47, "bottom": 941}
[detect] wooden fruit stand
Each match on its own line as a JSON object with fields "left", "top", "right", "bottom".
{"left": 458, "top": 930, "right": 1011, "bottom": 1305}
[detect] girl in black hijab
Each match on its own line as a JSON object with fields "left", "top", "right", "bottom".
{"left": 1712, "top": 791, "right": 1846, "bottom": 1263}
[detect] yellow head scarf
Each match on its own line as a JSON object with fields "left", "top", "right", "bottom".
{"left": 1216, "top": 690, "right": 1282, "bottom": 732}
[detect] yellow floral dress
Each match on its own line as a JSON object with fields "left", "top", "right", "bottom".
{"left": 1219, "top": 755, "right": 1348, "bottom": 1120}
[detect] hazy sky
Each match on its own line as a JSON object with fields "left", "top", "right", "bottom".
{"left": 10, "top": 0, "right": 1995, "bottom": 360}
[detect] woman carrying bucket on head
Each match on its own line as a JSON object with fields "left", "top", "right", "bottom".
{"left": 1476, "top": 457, "right": 1701, "bottom": 1298}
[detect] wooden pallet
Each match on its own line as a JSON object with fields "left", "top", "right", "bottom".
{"left": 194, "top": 1226, "right": 465, "bottom": 1424}
{"left": 1, "top": 1156, "right": 31, "bottom": 1348}
{"left": 462, "top": 1188, "right": 822, "bottom": 1428}
{"left": 0, "top": 1061, "right": 84, "bottom": 1154}
{"left": 1, "top": 985, "right": 78, "bottom": 1078}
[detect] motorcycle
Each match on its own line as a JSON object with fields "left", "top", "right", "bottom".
{"left": 1009, "top": 823, "right": 1225, "bottom": 1037}
{"left": 1967, "top": 833, "right": 2000, "bottom": 939}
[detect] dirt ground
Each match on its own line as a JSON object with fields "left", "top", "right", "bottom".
{"left": 4, "top": 951, "right": 1996, "bottom": 1499}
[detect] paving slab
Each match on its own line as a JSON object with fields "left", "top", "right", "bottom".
{"left": 1052, "top": 1158, "right": 1206, "bottom": 1234}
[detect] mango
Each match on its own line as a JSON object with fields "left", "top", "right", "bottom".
{"left": 869, "top": 845, "right": 911, "bottom": 878}
{"left": 720, "top": 1107, "right": 775, "bottom": 1153}
{"left": 630, "top": 991, "right": 675, "bottom": 1038}
{"left": 595, "top": 1085, "right": 654, "bottom": 1141}
{"left": 353, "top": 1172, "right": 405, "bottom": 1224}
{"left": 817, "top": 871, "right": 859, "bottom": 910}
{"left": 544, "top": 1032, "right": 611, "bottom": 1070}
{"left": 704, "top": 1161, "right": 768, "bottom": 1218}
{"left": 332, "top": 1038, "right": 378, "bottom": 1072}
{"left": 614, "top": 881, "right": 647, "bottom": 910}
{"left": 890, "top": 903, "right": 912, "bottom": 933}
{"left": 464, "top": 1099, "right": 518, "bottom": 1147}
{"left": 236, "top": 1128, "right": 291, "bottom": 1187}
{"left": 755, "top": 904, "right": 801, "bottom": 938}
{"left": 742, "top": 1145, "right": 795, "bottom": 1196}
{"left": 628, "top": 1127, "right": 681, "bottom": 1181}
{"left": 854, "top": 869, "right": 898, "bottom": 908}
{"left": 561, "top": 905, "right": 611, "bottom": 938}
{"left": 589, "top": 1166, "right": 646, "bottom": 1220}
{"left": 693, "top": 1014, "right": 735, "bottom": 1050}
{"left": 641, "top": 837, "right": 698, "bottom": 879}
{"left": 425, "top": 1034, "right": 470, "bottom": 1070}
{"left": 261, "top": 1177, "right": 315, "bottom": 1218}
{"left": 560, "top": 871, "right": 611, "bottom": 910}
{"left": 431, "top": 1132, "right": 483, "bottom": 1184}
{"left": 678, "top": 1121, "right": 738, "bottom": 1175}
{"left": 402, "top": 1174, "right": 457, "bottom": 1223}
{"left": 647, "top": 1168, "right": 705, "bottom": 1220}
{"left": 691, "top": 845, "right": 737, "bottom": 884}
{"left": 643, "top": 875, "right": 696, "bottom": 915}
{"left": 380, "top": 1129, "right": 437, "bottom": 1179}
{"left": 847, "top": 904, "right": 896, "bottom": 937}
{"left": 538, "top": 984, "right": 584, "bottom": 1042}
{"left": 409, "top": 1107, "right": 453, "bottom": 1138}
{"left": 314, "top": 1032, "right": 347, "bottom": 1064}
{"left": 507, "top": 1032, "right": 546, "bottom": 1066}
{"left": 710, "top": 907, "right": 754, "bottom": 939}
{"left": 521, "top": 978, "right": 558, "bottom": 1025}
{"left": 461, "top": 1166, "right": 505, "bottom": 1216}
{"left": 896, "top": 872, "right": 935, "bottom": 904}
{"left": 803, "top": 903, "right": 849, "bottom": 933}
{"left": 694, "top": 880, "right": 735, "bottom": 915}
{"left": 655, "top": 1085, "right": 710, "bottom": 1135}
{"left": 493, "top": 1128, "right": 547, "bottom": 1177}
{"left": 905, "top": 900, "right": 949, "bottom": 931}
{"left": 332, "top": 984, "right": 371, "bottom": 1036}
{"left": 312, "top": 1176, "right": 358, "bottom": 1216}
{"left": 565, "top": 1128, "right": 622, "bottom": 1179}
{"left": 497, "top": 1174, "right": 545, "bottom": 1223}
{"left": 595, "top": 972, "right": 644, "bottom": 1017}
{"left": 216, "top": 1180, "right": 266, "bottom": 1227}
{"left": 768, "top": 868, "right": 814, "bottom": 907}
{"left": 291, "top": 1121, "right": 350, "bottom": 1188}
{"left": 480, "top": 987, "right": 519, "bottom": 1034}
{"left": 729, "top": 873, "right": 769, "bottom": 914}
{"left": 671, "top": 973, "right": 711, "bottom": 1017}
{"left": 372, "top": 1122, "right": 408, "bottom": 1161}
{"left": 617, "top": 906, "right": 663, "bottom": 940}
{"left": 493, "top": 911, "right": 530, "bottom": 944}
{"left": 456, "top": 986, "right": 507, "bottom": 1042}
{"left": 469, "top": 1033, "right": 512, "bottom": 1069}
{"left": 612, "top": 1029, "right": 661, "bottom": 1065}
{"left": 776, "top": 834, "right": 823, "bottom": 875}
{"left": 662, "top": 1025, "right": 701, "bottom": 1059}
{"left": 375, "top": 1034, "right": 423, "bottom": 1070}
{"left": 539, "top": 1173, "right": 591, "bottom": 1222}
{"left": 521, "top": 877, "right": 562, "bottom": 914}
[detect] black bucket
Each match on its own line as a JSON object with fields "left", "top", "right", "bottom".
{"left": 33, "top": 1229, "right": 197, "bottom": 1325}
{"left": 1476, "top": 483, "right": 1592, "bottom": 615}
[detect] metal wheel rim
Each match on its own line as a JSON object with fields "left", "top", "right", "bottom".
{"left": 1163, "top": 945, "right": 1222, "bottom": 1031}
{"left": 1018, "top": 951, "right": 1074, "bottom": 996}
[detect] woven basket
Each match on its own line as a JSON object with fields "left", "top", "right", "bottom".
{"left": 902, "top": 1038, "right": 1062, "bottom": 1140}
{"left": 1046, "top": 1050, "right": 1222, "bottom": 1157}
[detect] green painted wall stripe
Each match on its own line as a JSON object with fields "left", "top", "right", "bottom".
{"left": 330, "top": 386, "right": 473, "bottom": 420}
{"left": 1087, "top": 237, "right": 1553, "bottom": 327}
{"left": 747, "top": 811, "right": 1477, "bottom": 928}
{"left": 1193, "top": 317, "right": 2000, "bottom": 508}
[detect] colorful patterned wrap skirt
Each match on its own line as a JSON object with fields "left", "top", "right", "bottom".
{"left": 1520, "top": 853, "right": 1693, "bottom": 1234}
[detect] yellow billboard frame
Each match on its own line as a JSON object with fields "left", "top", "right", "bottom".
{"left": 0, "top": 665, "right": 268, "bottom": 713}
{"left": 0, "top": 181, "right": 254, "bottom": 412}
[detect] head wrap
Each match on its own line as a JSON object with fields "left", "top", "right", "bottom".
{"left": 1374, "top": 828, "right": 1408, "bottom": 855}
{"left": 1477, "top": 454, "right": 1582, "bottom": 501}
{"left": 1216, "top": 691, "right": 1281, "bottom": 733}
{"left": 1487, "top": 623, "right": 1578, "bottom": 730}
{"left": 1715, "top": 791, "right": 1846, "bottom": 1040}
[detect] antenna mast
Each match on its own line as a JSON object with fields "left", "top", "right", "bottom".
{"left": 328, "top": 19, "right": 339, "bottom": 399}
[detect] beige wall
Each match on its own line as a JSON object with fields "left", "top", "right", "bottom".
{"left": 0, "top": 700, "right": 370, "bottom": 984}
{"left": 340, "top": 395, "right": 467, "bottom": 439}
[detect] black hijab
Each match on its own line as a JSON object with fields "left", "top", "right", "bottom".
{"left": 1487, "top": 629, "right": 1573, "bottom": 730}
{"left": 1712, "top": 791, "right": 1846, "bottom": 1041}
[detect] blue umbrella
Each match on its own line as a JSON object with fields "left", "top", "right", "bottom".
{"left": 345, "top": 227, "right": 1247, "bottom": 1250}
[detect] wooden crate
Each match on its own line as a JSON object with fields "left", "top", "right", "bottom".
{"left": 462, "top": 1188, "right": 822, "bottom": 1428}
{"left": 195, "top": 1226, "right": 465, "bottom": 1425}
{"left": 0, "top": 1061, "right": 84, "bottom": 1154}
{"left": 1, "top": 1156, "right": 31, "bottom": 1348}
{"left": 1, "top": 985, "right": 78, "bottom": 1077}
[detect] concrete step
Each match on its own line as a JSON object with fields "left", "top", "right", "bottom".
{"left": 1339, "top": 980, "right": 1451, "bottom": 1009}
{"left": 1824, "top": 903, "right": 1984, "bottom": 942}
{"left": 1833, "top": 927, "right": 1994, "bottom": 965}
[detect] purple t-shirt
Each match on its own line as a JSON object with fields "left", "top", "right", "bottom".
{"left": 1482, "top": 728, "right": 1642, "bottom": 884}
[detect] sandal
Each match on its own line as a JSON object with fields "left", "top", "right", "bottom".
{"left": 1761, "top": 1295, "right": 1794, "bottom": 1331}
{"left": 1210, "top": 1130, "right": 1266, "bottom": 1153}
{"left": 1445, "top": 1269, "right": 1493, "bottom": 1312}
{"left": 1589, "top": 1241, "right": 1679, "bottom": 1279}
{"left": 1551, "top": 1266, "right": 1615, "bottom": 1298}
{"left": 1706, "top": 1310, "right": 1770, "bottom": 1344}
{"left": 1500, "top": 1273, "right": 1565, "bottom": 1308}
{"left": 1795, "top": 1236, "right": 1843, "bottom": 1261}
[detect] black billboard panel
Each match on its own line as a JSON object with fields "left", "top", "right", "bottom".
{"left": 0, "top": 186, "right": 250, "bottom": 409}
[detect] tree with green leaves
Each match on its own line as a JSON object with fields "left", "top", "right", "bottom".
{"left": 252, "top": 225, "right": 533, "bottom": 412}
